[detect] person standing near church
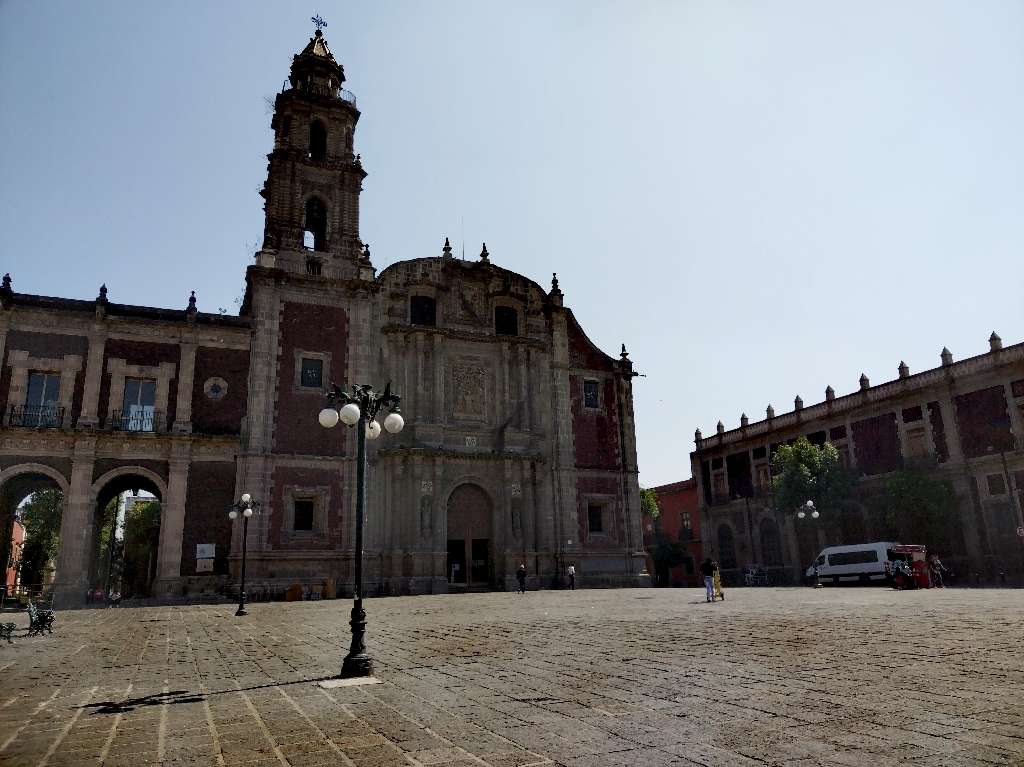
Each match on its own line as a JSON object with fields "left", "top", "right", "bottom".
{"left": 700, "top": 557, "right": 716, "bottom": 602}
{"left": 567, "top": 563, "right": 576, "bottom": 590}
{"left": 516, "top": 564, "right": 527, "bottom": 594}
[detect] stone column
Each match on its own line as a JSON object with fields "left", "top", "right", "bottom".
{"left": 154, "top": 458, "right": 190, "bottom": 595}
{"left": 52, "top": 449, "right": 96, "bottom": 608}
{"left": 937, "top": 394, "right": 965, "bottom": 462}
{"left": 77, "top": 329, "right": 107, "bottom": 429}
{"left": 58, "top": 355, "right": 83, "bottom": 429}
{"left": 172, "top": 342, "right": 197, "bottom": 433}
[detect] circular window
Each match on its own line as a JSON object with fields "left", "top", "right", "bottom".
{"left": 203, "top": 377, "right": 228, "bottom": 401}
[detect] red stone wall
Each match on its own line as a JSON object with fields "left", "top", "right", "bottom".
{"left": 0, "top": 330, "right": 89, "bottom": 420}
{"left": 268, "top": 465, "right": 345, "bottom": 550}
{"left": 570, "top": 377, "right": 621, "bottom": 470}
{"left": 955, "top": 385, "right": 1013, "bottom": 458}
{"left": 651, "top": 479, "right": 702, "bottom": 585}
{"left": 98, "top": 339, "right": 181, "bottom": 427}
{"left": 182, "top": 461, "right": 236, "bottom": 576}
{"left": 851, "top": 412, "right": 902, "bottom": 475}
{"left": 191, "top": 347, "right": 249, "bottom": 435}
{"left": 566, "top": 312, "right": 613, "bottom": 371}
{"left": 274, "top": 302, "right": 348, "bottom": 455}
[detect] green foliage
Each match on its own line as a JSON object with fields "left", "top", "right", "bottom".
{"left": 867, "top": 469, "right": 959, "bottom": 552}
{"left": 771, "top": 437, "right": 853, "bottom": 517}
{"left": 650, "top": 532, "right": 686, "bottom": 572}
{"left": 640, "top": 488, "right": 661, "bottom": 520}
{"left": 121, "top": 500, "right": 161, "bottom": 597}
{"left": 18, "top": 489, "right": 63, "bottom": 588}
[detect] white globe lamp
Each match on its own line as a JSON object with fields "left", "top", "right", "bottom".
{"left": 366, "top": 420, "right": 382, "bottom": 440}
{"left": 383, "top": 411, "right": 404, "bottom": 434}
{"left": 339, "top": 403, "right": 361, "bottom": 426}
{"left": 228, "top": 509, "right": 238, "bottom": 520}
{"left": 318, "top": 407, "right": 340, "bottom": 429}
{"left": 243, "top": 507, "right": 253, "bottom": 518}
{"left": 241, "top": 493, "right": 251, "bottom": 505}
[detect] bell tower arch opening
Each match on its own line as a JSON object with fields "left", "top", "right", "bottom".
{"left": 446, "top": 483, "right": 494, "bottom": 590}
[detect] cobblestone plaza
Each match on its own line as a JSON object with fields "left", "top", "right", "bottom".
{"left": 1, "top": 588, "right": 1022, "bottom": 766}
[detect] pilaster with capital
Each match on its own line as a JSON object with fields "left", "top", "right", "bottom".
{"left": 172, "top": 343, "right": 197, "bottom": 433}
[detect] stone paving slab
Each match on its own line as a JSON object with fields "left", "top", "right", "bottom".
{"left": 0, "top": 587, "right": 1022, "bottom": 766}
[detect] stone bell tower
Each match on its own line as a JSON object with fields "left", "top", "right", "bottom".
{"left": 258, "top": 26, "right": 370, "bottom": 279}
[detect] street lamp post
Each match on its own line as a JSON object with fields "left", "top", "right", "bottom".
{"left": 319, "top": 382, "right": 404, "bottom": 678}
{"left": 229, "top": 494, "right": 260, "bottom": 617}
{"left": 796, "top": 500, "right": 822, "bottom": 587}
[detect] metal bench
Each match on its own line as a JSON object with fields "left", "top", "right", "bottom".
{"left": 26, "top": 601, "right": 54, "bottom": 636}
{"left": 0, "top": 622, "right": 16, "bottom": 643}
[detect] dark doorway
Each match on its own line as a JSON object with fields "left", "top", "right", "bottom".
{"left": 447, "top": 539, "right": 466, "bottom": 584}
{"left": 471, "top": 538, "right": 490, "bottom": 585}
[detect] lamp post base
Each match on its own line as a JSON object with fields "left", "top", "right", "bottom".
{"left": 340, "top": 653, "right": 374, "bottom": 678}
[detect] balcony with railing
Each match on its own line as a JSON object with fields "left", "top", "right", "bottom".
{"left": 7, "top": 404, "right": 64, "bottom": 428}
{"left": 110, "top": 409, "right": 165, "bottom": 434}
{"left": 282, "top": 79, "right": 356, "bottom": 105}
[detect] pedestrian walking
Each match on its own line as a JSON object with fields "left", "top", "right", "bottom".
{"left": 712, "top": 561, "right": 725, "bottom": 601}
{"left": 516, "top": 564, "right": 527, "bottom": 594}
{"left": 567, "top": 563, "right": 576, "bottom": 590}
{"left": 929, "top": 553, "right": 948, "bottom": 588}
{"left": 700, "top": 557, "right": 716, "bottom": 602}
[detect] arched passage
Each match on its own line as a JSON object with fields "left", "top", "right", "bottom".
{"left": 0, "top": 464, "right": 68, "bottom": 600}
{"left": 759, "top": 517, "right": 784, "bottom": 567}
{"left": 90, "top": 469, "right": 165, "bottom": 600}
{"left": 446, "top": 483, "right": 493, "bottom": 589}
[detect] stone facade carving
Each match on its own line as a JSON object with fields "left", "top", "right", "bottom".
{"left": 452, "top": 365, "right": 486, "bottom": 419}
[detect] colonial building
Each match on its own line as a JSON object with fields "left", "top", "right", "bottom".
{"left": 0, "top": 29, "right": 647, "bottom": 607}
{"left": 643, "top": 479, "right": 701, "bottom": 587}
{"left": 691, "top": 335, "right": 1024, "bottom": 584}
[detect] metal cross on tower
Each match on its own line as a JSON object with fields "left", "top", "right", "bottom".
{"left": 312, "top": 14, "right": 327, "bottom": 32}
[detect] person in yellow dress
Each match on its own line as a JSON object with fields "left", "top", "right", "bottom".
{"left": 712, "top": 561, "right": 725, "bottom": 601}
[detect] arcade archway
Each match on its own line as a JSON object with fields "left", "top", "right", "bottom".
{"left": 446, "top": 483, "right": 493, "bottom": 589}
{"left": 0, "top": 464, "right": 68, "bottom": 601}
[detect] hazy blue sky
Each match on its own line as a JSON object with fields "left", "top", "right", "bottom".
{"left": 2, "top": 2, "right": 1021, "bottom": 486}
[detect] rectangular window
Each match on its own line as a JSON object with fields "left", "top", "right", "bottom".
{"left": 1012, "top": 379, "right": 1024, "bottom": 398}
{"left": 494, "top": 306, "right": 519, "bottom": 336}
{"left": 24, "top": 372, "right": 61, "bottom": 427}
{"left": 410, "top": 295, "right": 437, "bottom": 327}
{"left": 829, "top": 425, "right": 847, "bottom": 441}
{"left": 755, "top": 464, "right": 770, "bottom": 491}
{"left": 583, "top": 380, "right": 599, "bottom": 409}
{"left": 122, "top": 378, "right": 156, "bottom": 432}
{"left": 752, "top": 446, "right": 767, "bottom": 460}
{"left": 828, "top": 550, "right": 879, "bottom": 566}
{"left": 712, "top": 473, "right": 727, "bottom": 498}
{"left": 293, "top": 499, "right": 315, "bottom": 531}
{"left": 987, "top": 474, "right": 1007, "bottom": 496}
{"left": 587, "top": 503, "right": 603, "bottom": 534}
{"left": 681, "top": 511, "right": 691, "bottom": 530}
{"left": 300, "top": 358, "right": 323, "bottom": 389}
{"left": 902, "top": 406, "right": 923, "bottom": 423}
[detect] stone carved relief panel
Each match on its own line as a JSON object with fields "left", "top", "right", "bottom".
{"left": 452, "top": 363, "right": 487, "bottom": 421}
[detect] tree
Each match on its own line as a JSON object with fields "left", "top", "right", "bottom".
{"left": 121, "top": 500, "right": 161, "bottom": 597}
{"left": 18, "top": 489, "right": 63, "bottom": 588}
{"left": 867, "top": 469, "right": 960, "bottom": 553}
{"left": 771, "top": 437, "right": 853, "bottom": 517}
{"left": 640, "top": 487, "right": 661, "bottom": 520}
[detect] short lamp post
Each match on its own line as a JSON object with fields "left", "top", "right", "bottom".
{"left": 228, "top": 494, "right": 259, "bottom": 617}
{"left": 796, "top": 500, "right": 822, "bottom": 587}
{"left": 318, "top": 382, "right": 404, "bottom": 678}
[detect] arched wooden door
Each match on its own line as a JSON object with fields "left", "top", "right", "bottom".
{"left": 446, "top": 484, "right": 493, "bottom": 589}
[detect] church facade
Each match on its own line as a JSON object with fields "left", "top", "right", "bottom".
{"left": 0, "top": 30, "right": 647, "bottom": 606}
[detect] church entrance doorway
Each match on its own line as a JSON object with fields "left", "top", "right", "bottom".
{"left": 446, "top": 483, "right": 493, "bottom": 590}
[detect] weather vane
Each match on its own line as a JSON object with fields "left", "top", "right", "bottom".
{"left": 312, "top": 14, "right": 327, "bottom": 32}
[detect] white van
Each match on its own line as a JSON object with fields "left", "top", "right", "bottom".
{"left": 806, "top": 542, "right": 899, "bottom": 584}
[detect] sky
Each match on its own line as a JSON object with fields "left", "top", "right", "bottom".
{"left": 1, "top": 2, "right": 1022, "bottom": 487}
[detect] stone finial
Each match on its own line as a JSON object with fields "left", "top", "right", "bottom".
{"left": 97, "top": 284, "right": 108, "bottom": 303}
{"left": 989, "top": 331, "right": 1002, "bottom": 352}
{"left": 740, "top": 413, "right": 749, "bottom": 428}
{"left": 859, "top": 373, "right": 869, "bottom": 391}
{"left": 442, "top": 237, "right": 453, "bottom": 260}
{"left": 825, "top": 385, "right": 835, "bottom": 402}
{"left": 898, "top": 360, "right": 909, "bottom": 379}
{"left": 551, "top": 272, "right": 561, "bottom": 293}
{"left": 479, "top": 243, "right": 490, "bottom": 263}
{"left": 941, "top": 347, "right": 953, "bottom": 366}
{"left": 360, "top": 242, "right": 372, "bottom": 263}
{"left": 0, "top": 273, "right": 11, "bottom": 310}
{"left": 620, "top": 344, "right": 629, "bottom": 360}
{"left": 1, "top": 274, "right": 10, "bottom": 292}
{"left": 766, "top": 404, "right": 775, "bottom": 419}
{"left": 716, "top": 420, "right": 725, "bottom": 435}
{"left": 187, "top": 290, "right": 197, "bottom": 312}
{"left": 694, "top": 427, "right": 702, "bottom": 443}
{"left": 794, "top": 395, "right": 803, "bottom": 411}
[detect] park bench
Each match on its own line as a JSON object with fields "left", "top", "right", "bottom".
{"left": 26, "top": 601, "right": 54, "bottom": 636}
{"left": 0, "top": 622, "right": 16, "bottom": 643}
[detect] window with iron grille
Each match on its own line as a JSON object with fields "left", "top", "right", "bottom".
{"left": 300, "top": 358, "right": 323, "bottom": 389}
{"left": 122, "top": 378, "right": 156, "bottom": 432}
{"left": 587, "top": 503, "right": 604, "bottom": 534}
{"left": 583, "top": 380, "right": 599, "bottom": 409}
{"left": 23, "top": 372, "right": 61, "bottom": 427}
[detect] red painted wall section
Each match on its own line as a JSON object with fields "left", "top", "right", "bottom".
{"left": 570, "top": 376, "right": 620, "bottom": 470}
{"left": 565, "top": 311, "right": 614, "bottom": 371}
{"left": 648, "top": 479, "right": 702, "bottom": 585}
{"left": 576, "top": 475, "right": 621, "bottom": 549}
{"left": 274, "top": 302, "right": 348, "bottom": 455}
{"left": 182, "top": 462, "right": 236, "bottom": 576}
{"left": 268, "top": 465, "right": 345, "bottom": 551}
{"left": 99, "top": 339, "right": 181, "bottom": 427}
{"left": 851, "top": 412, "right": 902, "bottom": 476}
{"left": 0, "top": 330, "right": 89, "bottom": 421}
{"left": 191, "top": 347, "right": 249, "bottom": 435}
{"left": 955, "top": 385, "right": 1014, "bottom": 458}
